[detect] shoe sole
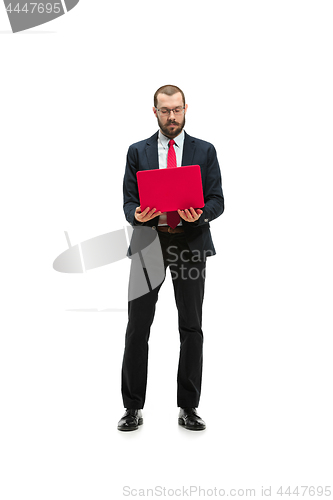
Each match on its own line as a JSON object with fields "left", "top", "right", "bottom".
{"left": 117, "top": 418, "right": 143, "bottom": 431}
{"left": 178, "top": 418, "right": 206, "bottom": 431}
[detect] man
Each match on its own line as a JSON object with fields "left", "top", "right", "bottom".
{"left": 118, "top": 85, "right": 224, "bottom": 431}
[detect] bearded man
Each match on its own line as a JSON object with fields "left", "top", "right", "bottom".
{"left": 118, "top": 84, "right": 224, "bottom": 431}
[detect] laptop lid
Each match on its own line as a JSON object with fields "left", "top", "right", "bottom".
{"left": 136, "top": 165, "right": 204, "bottom": 213}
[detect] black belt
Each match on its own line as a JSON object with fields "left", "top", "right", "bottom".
{"left": 157, "top": 226, "right": 184, "bottom": 234}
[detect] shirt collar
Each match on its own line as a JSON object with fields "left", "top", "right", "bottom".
{"left": 158, "top": 129, "right": 185, "bottom": 149}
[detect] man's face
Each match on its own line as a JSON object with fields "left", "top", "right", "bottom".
{"left": 153, "top": 92, "right": 188, "bottom": 139}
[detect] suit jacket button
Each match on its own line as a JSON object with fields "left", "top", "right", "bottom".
{"left": 152, "top": 226, "right": 156, "bottom": 230}
{"left": 204, "top": 219, "right": 209, "bottom": 222}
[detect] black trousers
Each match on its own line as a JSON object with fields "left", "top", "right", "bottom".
{"left": 121, "top": 230, "right": 206, "bottom": 409}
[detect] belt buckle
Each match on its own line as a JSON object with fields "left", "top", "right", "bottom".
{"left": 168, "top": 226, "right": 174, "bottom": 234}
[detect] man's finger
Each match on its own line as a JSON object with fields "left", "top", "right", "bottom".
{"left": 151, "top": 210, "right": 162, "bottom": 219}
{"left": 189, "top": 207, "right": 198, "bottom": 219}
{"left": 147, "top": 208, "right": 162, "bottom": 219}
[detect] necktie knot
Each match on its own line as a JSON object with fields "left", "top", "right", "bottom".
{"left": 169, "top": 139, "right": 175, "bottom": 147}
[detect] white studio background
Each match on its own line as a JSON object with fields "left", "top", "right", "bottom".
{"left": 1, "top": 1, "right": 332, "bottom": 499}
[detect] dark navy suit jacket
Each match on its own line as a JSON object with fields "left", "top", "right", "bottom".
{"left": 123, "top": 130, "right": 224, "bottom": 260}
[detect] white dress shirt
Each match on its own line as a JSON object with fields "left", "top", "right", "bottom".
{"left": 157, "top": 129, "right": 185, "bottom": 226}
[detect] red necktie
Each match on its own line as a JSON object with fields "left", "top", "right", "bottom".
{"left": 166, "top": 139, "right": 180, "bottom": 228}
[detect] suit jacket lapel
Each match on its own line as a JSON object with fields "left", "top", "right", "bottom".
{"left": 182, "top": 131, "right": 196, "bottom": 166}
{"left": 145, "top": 130, "right": 195, "bottom": 169}
{"left": 145, "top": 131, "right": 159, "bottom": 170}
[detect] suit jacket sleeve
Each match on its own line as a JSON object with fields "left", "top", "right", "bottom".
{"left": 184, "top": 143, "right": 224, "bottom": 228}
{"left": 123, "top": 145, "right": 145, "bottom": 226}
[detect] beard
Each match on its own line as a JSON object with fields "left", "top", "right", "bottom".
{"left": 157, "top": 114, "right": 186, "bottom": 139}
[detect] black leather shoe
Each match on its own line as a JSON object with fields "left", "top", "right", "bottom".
{"left": 178, "top": 407, "right": 206, "bottom": 430}
{"left": 117, "top": 409, "right": 143, "bottom": 431}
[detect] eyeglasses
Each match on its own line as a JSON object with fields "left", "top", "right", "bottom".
{"left": 155, "top": 106, "right": 185, "bottom": 116}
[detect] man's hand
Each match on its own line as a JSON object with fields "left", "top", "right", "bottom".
{"left": 135, "top": 206, "right": 162, "bottom": 223}
{"left": 178, "top": 207, "right": 203, "bottom": 222}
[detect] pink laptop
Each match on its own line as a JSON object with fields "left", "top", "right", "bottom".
{"left": 137, "top": 165, "right": 204, "bottom": 213}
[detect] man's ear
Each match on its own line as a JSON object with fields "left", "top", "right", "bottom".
{"left": 152, "top": 107, "right": 157, "bottom": 117}
{"left": 184, "top": 104, "right": 188, "bottom": 114}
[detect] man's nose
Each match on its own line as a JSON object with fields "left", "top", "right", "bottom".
{"left": 168, "top": 109, "right": 176, "bottom": 118}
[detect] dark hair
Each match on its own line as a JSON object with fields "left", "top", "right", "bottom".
{"left": 154, "top": 85, "right": 186, "bottom": 108}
